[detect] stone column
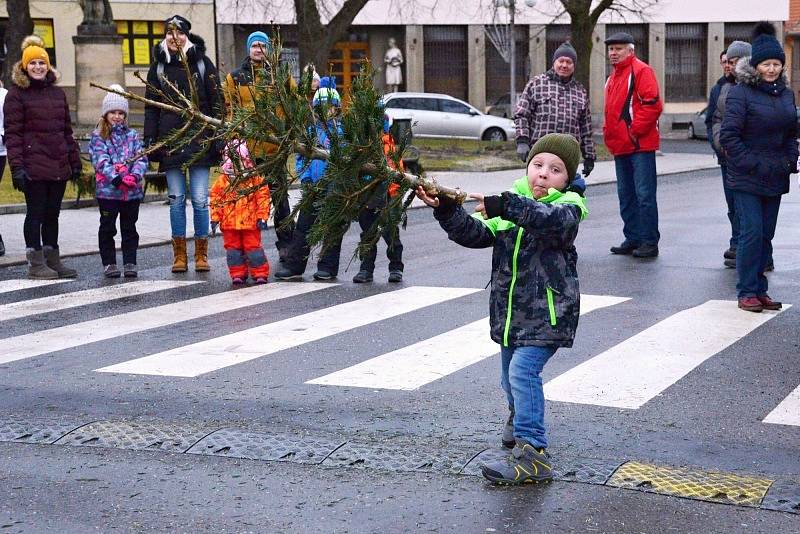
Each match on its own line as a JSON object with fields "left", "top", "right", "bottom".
{"left": 529, "top": 24, "right": 547, "bottom": 77}
{"left": 648, "top": 23, "right": 666, "bottom": 100}
{"left": 590, "top": 24, "right": 606, "bottom": 116}
{"left": 467, "top": 25, "right": 486, "bottom": 111}
{"left": 405, "top": 25, "right": 424, "bottom": 92}
{"left": 72, "top": 25, "right": 124, "bottom": 127}
{"left": 707, "top": 22, "right": 724, "bottom": 95}
{"left": 217, "top": 24, "right": 237, "bottom": 76}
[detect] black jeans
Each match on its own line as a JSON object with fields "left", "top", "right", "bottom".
{"left": 283, "top": 204, "right": 343, "bottom": 275}
{"left": 98, "top": 198, "right": 141, "bottom": 265}
{"left": 357, "top": 207, "right": 403, "bottom": 273}
{"left": 258, "top": 161, "right": 294, "bottom": 257}
{"left": 23, "top": 180, "right": 67, "bottom": 250}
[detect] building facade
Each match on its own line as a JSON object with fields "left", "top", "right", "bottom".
{"left": 0, "top": 0, "right": 216, "bottom": 103}
{"left": 0, "top": 0, "right": 792, "bottom": 131}
{"left": 217, "top": 0, "right": 789, "bottom": 132}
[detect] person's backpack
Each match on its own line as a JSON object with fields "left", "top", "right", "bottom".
{"left": 156, "top": 57, "right": 206, "bottom": 90}
{"left": 711, "top": 82, "right": 733, "bottom": 154}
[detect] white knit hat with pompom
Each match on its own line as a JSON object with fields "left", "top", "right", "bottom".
{"left": 101, "top": 84, "right": 129, "bottom": 117}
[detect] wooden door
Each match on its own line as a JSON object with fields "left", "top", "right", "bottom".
{"left": 328, "top": 42, "right": 370, "bottom": 103}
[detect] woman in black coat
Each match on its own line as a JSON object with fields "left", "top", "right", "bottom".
{"left": 719, "top": 22, "right": 798, "bottom": 312}
{"left": 144, "top": 15, "right": 221, "bottom": 273}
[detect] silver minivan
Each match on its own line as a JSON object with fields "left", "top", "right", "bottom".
{"left": 383, "top": 92, "right": 516, "bottom": 141}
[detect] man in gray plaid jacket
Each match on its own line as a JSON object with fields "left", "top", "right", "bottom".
{"left": 513, "top": 42, "right": 596, "bottom": 177}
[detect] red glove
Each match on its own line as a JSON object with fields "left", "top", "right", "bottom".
{"left": 114, "top": 164, "right": 129, "bottom": 175}
{"left": 388, "top": 183, "right": 400, "bottom": 198}
{"left": 121, "top": 175, "right": 138, "bottom": 189}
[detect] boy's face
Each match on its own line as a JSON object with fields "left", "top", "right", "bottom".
{"left": 527, "top": 153, "right": 569, "bottom": 199}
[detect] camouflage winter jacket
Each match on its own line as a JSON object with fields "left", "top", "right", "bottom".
{"left": 434, "top": 177, "right": 588, "bottom": 348}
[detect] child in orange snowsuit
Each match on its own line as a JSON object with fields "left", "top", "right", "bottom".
{"left": 210, "top": 141, "right": 271, "bottom": 284}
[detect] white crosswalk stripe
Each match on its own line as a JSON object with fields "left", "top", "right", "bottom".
{"left": 543, "top": 300, "right": 791, "bottom": 409}
{"left": 0, "top": 281, "right": 201, "bottom": 322}
{"left": 0, "top": 276, "right": 797, "bottom": 428}
{"left": 0, "top": 283, "right": 333, "bottom": 365}
{"left": 763, "top": 385, "right": 800, "bottom": 426}
{"left": 0, "top": 279, "right": 71, "bottom": 295}
{"left": 307, "top": 294, "right": 630, "bottom": 390}
{"left": 95, "top": 286, "right": 481, "bottom": 377}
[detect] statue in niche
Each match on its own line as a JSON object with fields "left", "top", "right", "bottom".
{"left": 384, "top": 37, "right": 403, "bottom": 93}
{"left": 78, "top": 0, "right": 115, "bottom": 28}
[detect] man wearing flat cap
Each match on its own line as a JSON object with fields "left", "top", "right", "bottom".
{"left": 514, "top": 41, "right": 596, "bottom": 177}
{"left": 603, "top": 32, "right": 663, "bottom": 258}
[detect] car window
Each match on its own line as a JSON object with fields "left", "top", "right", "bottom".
{"left": 385, "top": 98, "right": 410, "bottom": 109}
{"left": 439, "top": 99, "right": 472, "bottom": 114}
{"left": 407, "top": 98, "right": 437, "bottom": 111}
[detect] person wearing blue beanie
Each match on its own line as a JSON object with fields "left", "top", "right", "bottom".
{"left": 245, "top": 31, "right": 270, "bottom": 61}
{"left": 749, "top": 21, "right": 784, "bottom": 67}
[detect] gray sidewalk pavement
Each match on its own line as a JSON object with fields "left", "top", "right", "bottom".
{"left": 0, "top": 152, "right": 719, "bottom": 267}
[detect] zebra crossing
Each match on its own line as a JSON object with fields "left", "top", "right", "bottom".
{"left": 0, "top": 277, "right": 797, "bottom": 427}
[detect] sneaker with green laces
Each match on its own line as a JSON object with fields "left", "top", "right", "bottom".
{"left": 481, "top": 440, "right": 553, "bottom": 485}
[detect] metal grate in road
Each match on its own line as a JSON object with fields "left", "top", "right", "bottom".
{"left": 0, "top": 416, "right": 90, "bottom": 444}
{"left": 607, "top": 461, "right": 773, "bottom": 507}
{"left": 52, "top": 420, "right": 214, "bottom": 453}
{"left": 321, "top": 441, "right": 468, "bottom": 474}
{"left": 187, "top": 428, "right": 345, "bottom": 465}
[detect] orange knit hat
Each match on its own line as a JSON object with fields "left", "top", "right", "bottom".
{"left": 21, "top": 35, "right": 50, "bottom": 70}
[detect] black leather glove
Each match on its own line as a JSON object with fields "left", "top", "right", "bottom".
{"left": 145, "top": 137, "right": 164, "bottom": 162}
{"left": 582, "top": 158, "right": 595, "bottom": 177}
{"left": 257, "top": 219, "right": 269, "bottom": 231}
{"left": 11, "top": 168, "right": 28, "bottom": 192}
{"left": 483, "top": 194, "right": 505, "bottom": 219}
{"left": 71, "top": 168, "right": 83, "bottom": 183}
{"left": 516, "top": 141, "right": 530, "bottom": 163}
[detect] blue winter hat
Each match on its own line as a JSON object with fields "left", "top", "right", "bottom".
{"left": 750, "top": 21, "right": 784, "bottom": 67}
{"left": 246, "top": 31, "right": 270, "bottom": 57}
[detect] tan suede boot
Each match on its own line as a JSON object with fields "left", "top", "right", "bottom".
{"left": 194, "top": 237, "right": 210, "bottom": 272}
{"left": 171, "top": 237, "right": 188, "bottom": 273}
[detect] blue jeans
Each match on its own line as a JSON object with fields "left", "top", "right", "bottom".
{"left": 614, "top": 151, "right": 660, "bottom": 246}
{"left": 500, "top": 345, "right": 556, "bottom": 449}
{"left": 720, "top": 165, "right": 739, "bottom": 249}
{"left": 165, "top": 166, "right": 210, "bottom": 238}
{"left": 733, "top": 191, "right": 781, "bottom": 298}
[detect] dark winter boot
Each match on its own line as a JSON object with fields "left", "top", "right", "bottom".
{"left": 481, "top": 440, "right": 554, "bottom": 485}
{"left": 26, "top": 248, "right": 58, "bottom": 280}
{"left": 43, "top": 246, "right": 77, "bottom": 278}
{"left": 352, "top": 270, "right": 373, "bottom": 283}
{"left": 502, "top": 407, "right": 515, "bottom": 449}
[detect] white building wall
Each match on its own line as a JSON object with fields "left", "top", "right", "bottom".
{"left": 216, "top": 0, "right": 788, "bottom": 25}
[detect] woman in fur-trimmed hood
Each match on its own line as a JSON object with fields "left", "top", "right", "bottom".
{"left": 719, "top": 21, "right": 798, "bottom": 313}
{"left": 4, "top": 35, "right": 81, "bottom": 279}
{"left": 143, "top": 14, "right": 221, "bottom": 274}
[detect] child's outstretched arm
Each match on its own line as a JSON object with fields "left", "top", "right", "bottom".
{"left": 478, "top": 192, "right": 582, "bottom": 243}
{"left": 415, "top": 187, "right": 495, "bottom": 249}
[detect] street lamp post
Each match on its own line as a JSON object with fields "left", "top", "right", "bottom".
{"left": 509, "top": 0, "right": 516, "bottom": 112}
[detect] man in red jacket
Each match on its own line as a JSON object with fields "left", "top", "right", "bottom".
{"left": 603, "top": 32, "right": 663, "bottom": 258}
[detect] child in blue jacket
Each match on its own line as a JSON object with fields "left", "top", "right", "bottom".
{"left": 88, "top": 86, "right": 148, "bottom": 278}
{"left": 274, "top": 77, "right": 345, "bottom": 281}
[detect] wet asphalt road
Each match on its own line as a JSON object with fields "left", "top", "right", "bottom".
{"left": 1, "top": 141, "right": 799, "bottom": 532}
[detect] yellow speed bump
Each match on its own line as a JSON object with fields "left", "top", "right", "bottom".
{"left": 607, "top": 461, "right": 773, "bottom": 507}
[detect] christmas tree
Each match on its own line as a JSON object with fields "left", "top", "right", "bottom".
{"left": 91, "top": 32, "right": 467, "bottom": 259}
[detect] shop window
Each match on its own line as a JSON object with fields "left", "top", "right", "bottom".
{"left": 424, "top": 26, "right": 468, "bottom": 101}
{"left": 485, "top": 25, "right": 529, "bottom": 105}
{"left": 117, "top": 21, "right": 165, "bottom": 66}
{"left": 724, "top": 22, "right": 757, "bottom": 50}
{"left": 545, "top": 25, "right": 571, "bottom": 68}
{"left": 33, "top": 19, "right": 57, "bottom": 67}
{"left": 665, "top": 23, "right": 707, "bottom": 101}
